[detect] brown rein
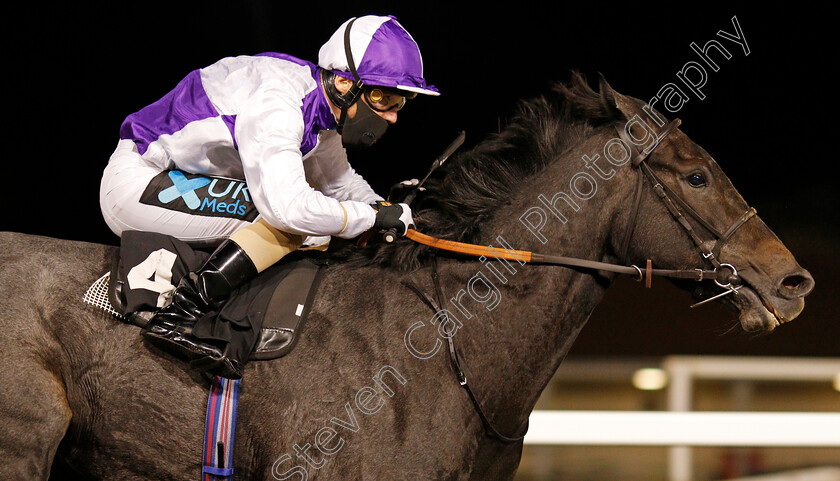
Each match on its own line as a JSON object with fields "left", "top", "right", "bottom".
{"left": 403, "top": 117, "right": 756, "bottom": 295}
{"left": 395, "top": 117, "right": 757, "bottom": 444}
{"left": 405, "top": 228, "right": 726, "bottom": 289}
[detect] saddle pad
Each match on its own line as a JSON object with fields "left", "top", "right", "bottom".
{"left": 103, "top": 230, "right": 326, "bottom": 361}
{"left": 250, "top": 256, "right": 323, "bottom": 360}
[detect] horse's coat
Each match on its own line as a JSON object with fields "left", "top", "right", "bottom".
{"left": 0, "top": 74, "right": 812, "bottom": 480}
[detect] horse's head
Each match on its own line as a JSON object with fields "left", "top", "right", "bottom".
{"left": 600, "top": 77, "right": 814, "bottom": 332}
{"left": 361, "top": 72, "right": 813, "bottom": 334}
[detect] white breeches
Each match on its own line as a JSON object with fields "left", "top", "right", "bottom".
{"left": 100, "top": 140, "right": 261, "bottom": 243}
{"left": 100, "top": 140, "right": 332, "bottom": 249}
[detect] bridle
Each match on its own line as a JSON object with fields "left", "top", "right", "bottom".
{"left": 614, "top": 118, "right": 756, "bottom": 306}
{"left": 401, "top": 117, "right": 758, "bottom": 443}
{"left": 406, "top": 118, "right": 757, "bottom": 305}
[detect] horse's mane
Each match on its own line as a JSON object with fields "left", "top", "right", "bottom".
{"left": 330, "top": 71, "right": 624, "bottom": 271}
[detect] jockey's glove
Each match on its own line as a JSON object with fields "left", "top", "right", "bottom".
{"left": 370, "top": 201, "right": 414, "bottom": 236}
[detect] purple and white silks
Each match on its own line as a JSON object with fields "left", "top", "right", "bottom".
{"left": 115, "top": 53, "right": 381, "bottom": 239}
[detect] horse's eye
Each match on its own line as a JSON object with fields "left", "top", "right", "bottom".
{"left": 686, "top": 172, "right": 707, "bottom": 188}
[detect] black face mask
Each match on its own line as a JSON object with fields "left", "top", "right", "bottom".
{"left": 340, "top": 99, "right": 389, "bottom": 150}
{"left": 322, "top": 17, "right": 393, "bottom": 151}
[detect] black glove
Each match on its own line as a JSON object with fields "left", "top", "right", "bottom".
{"left": 370, "top": 201, "right": 414, "bottom": 236}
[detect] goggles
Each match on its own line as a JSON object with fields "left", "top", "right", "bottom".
{"left": 363, "top": 87, "right": 416, "bottom": 112}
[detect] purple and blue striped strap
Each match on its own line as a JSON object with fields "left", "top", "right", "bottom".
{"left": 202, "top": 376, "right": 241, "bottom": 480}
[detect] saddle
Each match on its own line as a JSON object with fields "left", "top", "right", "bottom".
{"left": 86, "top": 231, "right": 326, "bottom": 362}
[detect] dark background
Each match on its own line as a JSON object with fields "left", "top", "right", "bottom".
{"left": 3, "top": 3, "right": 836, "bottom": 358}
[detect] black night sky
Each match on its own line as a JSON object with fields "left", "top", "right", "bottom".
{"left": 3, "top": 2, "right": 836, "bottom": 358}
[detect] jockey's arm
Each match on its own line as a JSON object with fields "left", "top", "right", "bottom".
{"left": 235, "top": 90, "right": 376, "bottom": 240}
{"left": 303, "top": 131, "right": 384, "bottom": 205}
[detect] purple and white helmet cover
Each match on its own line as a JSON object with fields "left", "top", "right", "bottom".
{"left": 318, "top": 15, "right": 439, "bottom": 97}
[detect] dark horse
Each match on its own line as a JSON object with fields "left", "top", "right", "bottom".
{"left": 0, "top": 74, "right": 814, "bottom": 480}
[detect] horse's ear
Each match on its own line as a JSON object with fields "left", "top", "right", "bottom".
{"left": 598, "top": 73, "right": 637, "bottom": 121}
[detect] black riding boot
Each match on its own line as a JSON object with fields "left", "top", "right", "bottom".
{"left": 142, "top": 239, "right": 258, "bottom": 379}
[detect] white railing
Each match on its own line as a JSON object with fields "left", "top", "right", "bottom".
{"left": 524, "top": 410, "right": 840, "bottom": 446}
{"left": 523, "top": 356, "right": 840, "bottom": 481}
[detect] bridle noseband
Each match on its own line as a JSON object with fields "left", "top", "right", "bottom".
{"left": 615, "top": 118, "right": 756, "bottom": 306}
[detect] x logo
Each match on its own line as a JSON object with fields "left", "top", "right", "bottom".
{"left": 157, "top": 171, "right": 211, "bottom": 209}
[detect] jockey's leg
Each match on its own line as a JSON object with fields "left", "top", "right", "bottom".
{"left": 143, "top": 219, "right": 303, "bottom": 379}
{"left": 102, "top": 140, "right": 311, "bottom": 378}
{"left": 230, "top": 218, "right": 304, "bottom": 272}
{"left": 100, "top": 140, "right": 251, "bottom": 243}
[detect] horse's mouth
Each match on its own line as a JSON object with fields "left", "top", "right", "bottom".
{"left": 729, "top": 285, "right": 783, "bottom": 332}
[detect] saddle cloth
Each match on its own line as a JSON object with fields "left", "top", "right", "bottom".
{"left": 89, "top": 230, "right": 326, "bottom": 362}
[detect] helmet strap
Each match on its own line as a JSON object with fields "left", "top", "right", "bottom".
{"left": 321, "top": 18, "right": 367, "bottom": 134}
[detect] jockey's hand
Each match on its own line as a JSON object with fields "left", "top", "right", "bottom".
{"left": 387, "top": 178, "right": 424, "bottom": 204}
{"left": 370, "top": 201, "right": 414, "bottom": 236}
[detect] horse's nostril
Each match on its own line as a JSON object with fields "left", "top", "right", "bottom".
{"left": 782, "top": 275, "right": 806, "bottom": 290}
{"left": 777, "top": 270, "right": 815, "bottom": 299}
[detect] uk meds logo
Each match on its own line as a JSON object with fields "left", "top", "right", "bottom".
{"left": 157, "top": 171, "right": 211, "bottom": 209}
{"left": 140, "top": 170, "right": 258, "bottom": 221}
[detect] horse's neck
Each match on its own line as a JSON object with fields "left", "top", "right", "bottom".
{"left": 442, "top": 132, "right": 628, "bottom": 436}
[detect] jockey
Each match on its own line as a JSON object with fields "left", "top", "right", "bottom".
{"left": 99, "top": 15, "right": 439, "bottom": 378}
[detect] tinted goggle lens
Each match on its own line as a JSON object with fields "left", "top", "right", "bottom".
{"left": 364, "top": 88, "right": 413, "bottom": 112}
